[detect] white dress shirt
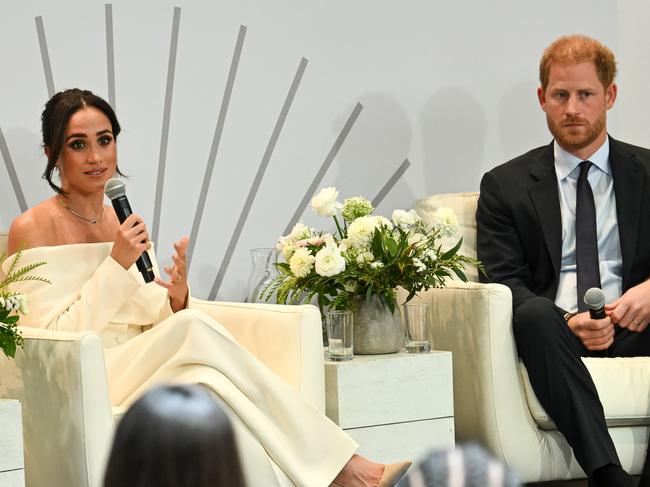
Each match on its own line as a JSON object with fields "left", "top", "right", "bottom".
{"left": 553, "top": 138, "right": 623, "bottom": 312}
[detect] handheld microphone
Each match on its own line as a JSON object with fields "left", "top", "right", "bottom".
{"left": 584, "top": 287, "right": 607, "bottom": 319}
{"left": 104, "top": 178, "right": 155, "bottom": 283}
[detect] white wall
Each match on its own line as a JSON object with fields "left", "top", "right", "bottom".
{"left": 1, "top": 0, "right": 647, "bottom": 300}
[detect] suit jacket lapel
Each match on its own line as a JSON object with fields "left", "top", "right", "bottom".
{"left": 528, "top": 142, "right": 562, "bottom": 282}
{"left": 610, "top": 137, "right": 643, "bottom": 289}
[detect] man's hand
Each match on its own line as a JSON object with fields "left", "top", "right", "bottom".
{"left": 605, "top": 279, "right": 650, "bottom": 333}
{"left": 567, "top": 312, "right": 615, "bottom": 350}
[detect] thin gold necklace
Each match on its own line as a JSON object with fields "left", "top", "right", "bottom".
{"left": 57, "top": 195, "right": 106, "bottom": 224}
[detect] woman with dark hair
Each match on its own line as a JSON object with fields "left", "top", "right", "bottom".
{"left": 4, "top": 88, "right": 410, "bottom": 487}
{"left": 104, "top": 384, "right": 246, "bottom": 487}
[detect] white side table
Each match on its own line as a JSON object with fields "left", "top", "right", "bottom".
{"left": 0, "top": 399, "right": 25, "bottom": 487}
{"left": 324, "top": 350, "right": 454, "bottom": 463}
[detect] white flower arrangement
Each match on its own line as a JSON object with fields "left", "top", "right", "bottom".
{"left": 0, "top": 249, "right": 49, "bottom": 358}
{"left": 262, "top": 187, "right": 480, "bottom": 313}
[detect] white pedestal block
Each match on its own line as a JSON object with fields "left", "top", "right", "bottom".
{"left": 0, "top": 399, "right": 24, "bottom": 487}
{"left": 325, "top": 350, "right": 454, "bottom": 463}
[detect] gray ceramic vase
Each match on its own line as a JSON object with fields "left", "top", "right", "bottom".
{"left": 352, "top": 295, "right": 403, "bottom": 354}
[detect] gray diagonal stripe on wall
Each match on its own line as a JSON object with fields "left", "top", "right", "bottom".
{"left": 187, "top": 24, "right": 247, "bottom": 270}
{"left": 152, "top": 6, "right": 181, "bottom": 247}
{"left": 283, "top": 102, "right": 363, "bottom": 236}
{"left": 105, "top": 4, "right": 116, "bottom": 109}
{"left": 209, "top": 57, "right": 309, "bottom": 300}
{"left": 371, "top": 158, "right": 411, "bottom": 208}
{"left": 0, "top": 126, "right": 27, "bottom": 212}
{"left": 35, "top": 16, "right": 55, "bottom": 97}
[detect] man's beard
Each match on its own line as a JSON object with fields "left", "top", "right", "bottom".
{"left": 547, "top": 113, "right": 606, "bottom": 154}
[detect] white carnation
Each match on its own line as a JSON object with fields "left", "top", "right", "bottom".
{"left": 289, "top": 248, "right": 316, "bottom": 278}
{"left": 315, "top": 246, "right": 346, "bottom": 277}
{"left": 281, "top": 243, "right": 296, "bottom": 261}
{"left": 311, "top": 187, "right": 342, "bottom": 217}
{"left": 392, "top": 209, "right": 420, "bottom": 228}
{"left": 347, "top": 216, "right": 380, "bottom": 248}
{"left": 433, "top": 207, "right": 459, "bottom": 237}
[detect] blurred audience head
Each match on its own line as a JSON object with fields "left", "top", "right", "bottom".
{"left": 103, "top": 383, "right": 246, "bottom": 487}
{"left": 398, "top": 443, "right": 520, "bottom": 487}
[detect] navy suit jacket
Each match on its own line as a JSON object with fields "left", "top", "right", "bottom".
{"left": 476, "top": 137, "right": 650, "bottom": 312}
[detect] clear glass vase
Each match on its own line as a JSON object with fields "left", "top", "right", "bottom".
{"left": 246, "top": 248, "right": 279, "bottom": 303}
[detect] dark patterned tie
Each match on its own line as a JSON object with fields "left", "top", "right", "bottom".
{"left": 575, "top": 160, "right": 601, "bottom": 311}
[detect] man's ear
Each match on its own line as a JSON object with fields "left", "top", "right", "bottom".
{"left": 605, "top": 83, "right": 618, "bottom": 110}
{"left": 537, "top": 86, "right": 547, "bottom": 111}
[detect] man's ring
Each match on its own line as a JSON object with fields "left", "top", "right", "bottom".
{"left": 632, "top": 319, "right": 640, "bottom": 327}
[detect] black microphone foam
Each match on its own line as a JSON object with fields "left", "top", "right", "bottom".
{"left": 584, "top": 287, "right": 606, "bottom": 319}
{"left": 104, "top": 178, "right": 155, "bottom": 283}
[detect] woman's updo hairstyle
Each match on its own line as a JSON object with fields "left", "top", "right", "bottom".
{"left": 41, "top": 88, "right": 124, "bottom": 194}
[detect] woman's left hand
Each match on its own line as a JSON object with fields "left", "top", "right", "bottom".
{"left": 155, "top": 237, "right": 190, "bottom": 312}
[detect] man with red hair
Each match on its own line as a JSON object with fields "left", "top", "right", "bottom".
{"left": 477, "top": 34, "right": 650, "bottom": 487}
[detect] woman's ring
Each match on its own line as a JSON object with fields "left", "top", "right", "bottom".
{"left": 632, "top": 318, "right": 640, "bottom": 327}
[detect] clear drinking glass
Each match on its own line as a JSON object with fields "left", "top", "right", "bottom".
{"left": 246, "top": 248, "right": 279, "bottom": 303}
{"left": 403, "top": 302, "right": 431, "bottom": 353}
{"left": 326, "top": 310, "right": 354, "bottom": 361}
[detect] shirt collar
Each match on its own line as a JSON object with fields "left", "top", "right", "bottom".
{"left": 554, "top": 136, "right": 611, "bottom": 181}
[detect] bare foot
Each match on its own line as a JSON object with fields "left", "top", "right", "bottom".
{"left": 332, "top": 454, "right": 384, "bottom": 487}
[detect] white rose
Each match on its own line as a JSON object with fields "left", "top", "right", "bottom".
{"left": 433, "top": 207, "right": 459, "bottom": 237}
{"left": 315, "top": 246, "right": 346, "bottom": 277}
{"left": 311, "top": 187, "right": 342, "bottom": 217}
{"left": 392, "top": 209, "right": 420, "bottom": 228}
{"left": 408, "top": 232, "right": 427, "bottom": 247}
{"left": 370, "top": 261, "right": 384, "bottom": 269}
{"left": 289, "top": 248, "right": 316, "bottom": 278}
{"left": 343, "top": 280, "right": 358, "bottom": 292}
{"left": 374, "top": 215, "right": 393, "bottom": 230}
{"left": 288, "top": 222, "right": 311, "bottom": 241}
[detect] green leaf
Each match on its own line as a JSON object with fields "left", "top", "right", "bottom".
{"left": 2, "top": 315, "right": 19, "bottom": 325}
{"left": 452, "top": 267, "right": 468, "bottom": 282}
{"left": 3, "top": 340, "right": 16, "bottom": 359}
{"left": 440, "top": 237, "right": 463, "bottom": 261}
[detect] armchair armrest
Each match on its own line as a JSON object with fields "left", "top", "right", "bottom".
{"left": 189, "top": 299, "right": 325, "bottom": 412}
{"left": 409, "top": 282, "right": 544, "bottom": 469}
{"left": 0, "top": 326, "right": 114, "bottom": 487}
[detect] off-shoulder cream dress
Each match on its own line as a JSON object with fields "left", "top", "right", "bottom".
{"left": 3, "top": 243, "right": 357, "bottom": 487}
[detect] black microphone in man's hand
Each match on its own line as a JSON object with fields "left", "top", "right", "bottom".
{"left": 584, "top": 287, "right": 607, "bottom": 319}
{"left": 104, "top": 178, "right": 155, "bottom": 283}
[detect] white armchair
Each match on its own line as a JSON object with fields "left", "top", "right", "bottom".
{"left": 0, "top": 232, "right": 325, "bottom": 487}
{"left": 412, "top": 192, "right": 650, "bottom": 483}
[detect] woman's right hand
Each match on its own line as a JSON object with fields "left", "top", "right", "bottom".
{"left": 110, "top": 214, "right": 151, "bottom": 270}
